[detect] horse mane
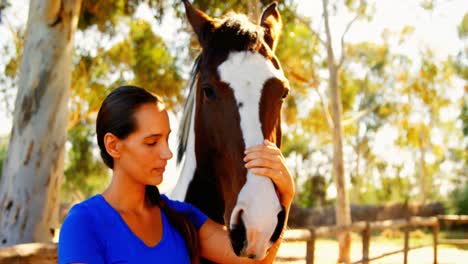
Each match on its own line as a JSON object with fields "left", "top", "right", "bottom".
{"left": 207, "top": 13, "right": 264, "bottom": 53}
{"left": 177, "top": 55, "right": 201, "bottom": 165}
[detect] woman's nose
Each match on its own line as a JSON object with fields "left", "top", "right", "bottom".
{"left": 160, "top": 144, "right": 173, "bottom": 160}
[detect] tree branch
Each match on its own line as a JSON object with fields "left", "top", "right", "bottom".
{"left": 322, "top": 0, "right": 337, "bottom": 69}
{"left": 315, "top": 87, "right": 334, "bottom": 130}
{"left": 283, "top": 66, "right": 334, "bottom": 130}
{"left": 296, "top": 15, "right": 327, "bottom": 47}
{"left": 284, "top": 66, "right": 317, "bottom": 87}
{"left": 338, "top": 13, "right": 360, "bottom": 68}
{"left": 342, "top": 103, "right": 379, "bottom": 127}
{"left": 66, "top": 109, "right": 98, "bottom": 131}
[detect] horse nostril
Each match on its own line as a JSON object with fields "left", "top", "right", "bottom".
{"left": 229, "top": 214, "right": 247, "bottom": 256}
{"left": 270, "top": 207, "right": 286, "bottom": 242}
{"left": 248, "top": 254, "right": 256, "bottom": 259}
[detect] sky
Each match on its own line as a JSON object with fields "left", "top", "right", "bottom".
{"left": 0, "top": 0, "right": 466, "bottom": 194}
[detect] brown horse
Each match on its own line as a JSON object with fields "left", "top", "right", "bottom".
{"left": 171, "top": 0, "right": 290, "bottom": 260}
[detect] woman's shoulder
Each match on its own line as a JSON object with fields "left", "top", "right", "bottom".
{"left": 58, "top": 195, "right": 107, "bottom": 263}
{"left": 66, "top": 195, "right": 103, "bottom": 218}
{"left": 62, "top": 194, "right": 112, "bottom": 229}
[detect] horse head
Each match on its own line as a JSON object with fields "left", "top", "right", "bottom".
{"left": 173, "top": 0, "right": 290, "bottom": 259}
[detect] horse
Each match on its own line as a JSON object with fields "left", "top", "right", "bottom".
{"left": 170, "top": 0, "right": 291, "bottom": 260}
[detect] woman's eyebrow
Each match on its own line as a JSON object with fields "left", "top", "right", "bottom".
{"left": 144, "top": 134, "right": 162, "bottom": 139}
{"left": 144, "top": 130, "right": 171, "bottom": 139}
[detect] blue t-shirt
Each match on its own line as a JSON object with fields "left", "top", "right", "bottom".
{"left": 58, "top": 194, "right": 208, "bottom": 264}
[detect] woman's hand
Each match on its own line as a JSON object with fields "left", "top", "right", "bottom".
{"left": 244, "top": 140, "right": 295, "bottom": 208}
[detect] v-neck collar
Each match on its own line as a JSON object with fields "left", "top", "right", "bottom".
{"left": 96, "top": 194, "right": 167, "bottom": 249}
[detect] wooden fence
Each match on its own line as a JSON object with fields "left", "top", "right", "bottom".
{"left": 281, "top": 215, "right": 468, "bottom": 264}
{"left": 0, "top": 215, "right": 467, "bottom": 264}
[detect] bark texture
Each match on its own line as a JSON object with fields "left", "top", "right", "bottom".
{"left": 0, "top": 0, "right": 82, "bottom": 245}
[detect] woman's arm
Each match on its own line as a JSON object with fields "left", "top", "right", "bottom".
{"left": 199, "top": 140, "right": 294, "bottom": 263}
{"left": 198, "top": 214, "right": 289, "bottom": 264}
{"left": 199, "top": 218, "right": 251, "bottom": 264}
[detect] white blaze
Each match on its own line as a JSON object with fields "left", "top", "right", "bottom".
{"left": 218, "top": 51, "right": 286, "bottom": 258}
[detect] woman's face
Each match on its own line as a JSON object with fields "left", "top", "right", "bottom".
{"left": 117, "top": 102, "right": 173, "bottom": 186}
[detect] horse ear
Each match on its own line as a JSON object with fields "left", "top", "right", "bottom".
{"left": 260, "top": 2, "right": 282, "bottom": 52}
{"left": 182, "top": 0, "right": 214, "bottom": 48}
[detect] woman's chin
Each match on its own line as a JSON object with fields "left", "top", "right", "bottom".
{"left": 149, "top": 172, "right": 163, "bottom": 186}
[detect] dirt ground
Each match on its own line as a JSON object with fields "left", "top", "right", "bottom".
{"left": 275, "top": 239, "right": 468, "bottom": 264}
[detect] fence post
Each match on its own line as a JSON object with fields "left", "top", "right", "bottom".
{"left": 403, "top": 225, "right": 409, "bottom": 264}
{"left": 433, "top": 221, "right": 439, "bottom": 264}
{"left": 362, "top": 221, "right": 370, "bottom": 264}
{"left": 306, "top": 229, "right": 315, "bottom": 264}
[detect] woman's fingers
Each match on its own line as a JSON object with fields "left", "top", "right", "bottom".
{"left": 245, "top": 157, "right": 280, "bottom": 170}
{"left": 243, "top": 140, "right": 294, "bottom": 206}
{"left": 244, "top": 151, "right": 277, "bottom": 163}
{"left": 245, "top": 142, "right": 280, "bottom": 155}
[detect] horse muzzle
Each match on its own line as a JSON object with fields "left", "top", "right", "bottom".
{"left": 228, "top": 172, "right": 285, "bottom": 259}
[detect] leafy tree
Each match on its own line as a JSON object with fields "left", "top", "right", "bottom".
{"left": 296, "top": 0, "right": 373, "bottom": 260}
{"left": 448, "top": 12, "right": 468, "bottom": 214}
{"left": 62, "top": 122, "right": 109, "bottom": 202}
{"left": 450, "top": 183, "right": 468, "bottom": 214}
{"left": 298, "top": 173, "right": 331, "bottom": 209}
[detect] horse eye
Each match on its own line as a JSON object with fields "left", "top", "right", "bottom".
{"left": 203, "top": 86, "right": 217, "bottom": 100}
{"left": 281, "top": 90, "right": 289, "bottom": 99}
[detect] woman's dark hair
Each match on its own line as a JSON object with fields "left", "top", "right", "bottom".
{"left": 96, "top": 85, "right": 200, "bottom": 263}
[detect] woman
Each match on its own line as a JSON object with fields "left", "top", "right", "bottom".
{"left": 58, "top": 85, "right": 294, "bottom": 264}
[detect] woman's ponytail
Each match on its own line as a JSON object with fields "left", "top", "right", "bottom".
{"left": 145, "top": 185, "right": 200, "bottom": 264}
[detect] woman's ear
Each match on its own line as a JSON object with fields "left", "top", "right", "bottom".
{"left": 104, "top": 133, "right": 121, "bottom": 159}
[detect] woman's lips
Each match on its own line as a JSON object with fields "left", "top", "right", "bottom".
{"left": 154, "top": 167, "right": 165, "bottom": 173}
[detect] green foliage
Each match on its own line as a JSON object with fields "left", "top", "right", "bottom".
{"left": 105, "top": 19, "right": 185, "bottom": 109}
{"left": 297, "top": 174, "right": 330, "bottom": 208}
{"left": 450, "top": 183, "right": 468, "bottom": 214}
{"left": 458, "top": 13, "right": 468, "bottom": 39}
{"left": 277, "top": 21, "right": 320, "bottom": 93}
{"left": 360, "top": 175, "right": 412, "bottom": 204}
{"left": 63, "top": 5, "right": 186, "bottom": 202}
{"left": 463, "top": 101, "right": 468, "bottom": 138}
{"left": 62, "top": 122, "right": 109, "bottom": 202}
{"left": 420, "top": 0, "right": 435, "bottom": 10}
{"left": 282, "top": 132, "right": 312, "bottom": 158}
{"left": 346, "top": 42, "right": 389, "bottom": 76}
{"left": 450, "top": 49, "right": 468, "bottom": 83}
{"left": 79, "top": 0, "right": 168, "bottom": 31}
{"left": 69, "top": 19, "right": 184, "bottom": 132}
{"left": 191, "top": 0, "right": 298, "bottom": 21}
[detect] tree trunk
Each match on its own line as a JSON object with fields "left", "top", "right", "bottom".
{"left": 322, "top": 0, "right": 352, "bottom": 262}
{"left": 247, "top": 0, "right": 260, "bottom": 22}
{"left": 353, "top": 131, "right": 362, "bottom": 204}
{"left": 0, "top": 0, "right": 82, "bottom": 246}
{"left": 418, "top": 130, "right": 427, "bottom": 204}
